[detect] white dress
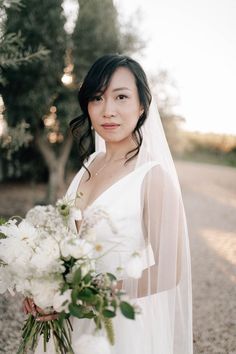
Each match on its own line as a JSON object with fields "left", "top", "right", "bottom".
{"left": 34, "top": 152, "right": 179, "bottom": 354}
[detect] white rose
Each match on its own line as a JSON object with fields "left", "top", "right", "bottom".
{"left": 31, "top": 237, "right": 61, "bottom": 275}
{"left": 60, "top": 238, "right": 74, "bottom": 258}
{"left": 75, "top": 334, "right": 111, "bottom": 354}
{"left": 71, "top": 239, "right": 93, "bottom": 259}
{"left": 61, "top": 238, "right": 93, "bottom": 259}
{"left": 31, "top": 278, "right": 61, "bottom": 310}
{"left": 17, "top": 219, "right": 39, "bottom": 246}
{"left": 53, "top": 289, "right": 72, "bottom": 313}
{"left": 0, "top": 219, "right": 18, "bottom": 238}
{"left": 125, "top": 252, "right": 143, "bottom": 279}
{"left": 0, "top": 237, "right": 33, "bottom": 277}
{"left": 15, "top": 278, "right": 31, "bottom": 294}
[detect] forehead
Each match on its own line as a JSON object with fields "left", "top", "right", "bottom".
{"left": 106, "top": 67, "right": 137, "bottom": 91}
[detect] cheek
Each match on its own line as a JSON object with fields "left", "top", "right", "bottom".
{"left": 123, "top": 105, "right": 140, "bottom": 126}
{"left": 88, "top": 105, "right": 98, "bottom": 124}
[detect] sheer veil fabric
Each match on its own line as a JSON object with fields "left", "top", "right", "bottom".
{"left": 95, "top": 98, "right": 193, "bottom": 353}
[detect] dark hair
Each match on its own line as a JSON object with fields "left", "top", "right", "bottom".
{"left": 70, "top": 54, "right": 152, "bottom": 174}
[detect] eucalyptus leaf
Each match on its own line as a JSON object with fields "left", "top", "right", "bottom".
{"left": 71, "top": 288, "right": 79, "bottom": 305}
{"left": 68, "top": 304, "right": 84, "bottom": 319}
{"left": 102, "top": 309, "right": 116, "bottom": 318}
{"left": 73, "top": 267, "right": 82, "bottom": 284}
{"left": 83, "top": 273, "right": 92, "bottom": 284}
{"left": 120, "top": 301, "right": 135, "bottom": 320}
{"left": 106, "top": 272, "right": 117, "bottom": 281}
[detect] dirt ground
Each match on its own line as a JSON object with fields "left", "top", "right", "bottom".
{"left": 0, "top": 160, "right": 236, "bottom": 353}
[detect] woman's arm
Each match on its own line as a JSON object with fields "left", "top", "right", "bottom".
{"left": 137, "top": 165, "right": 182, "bottom": 297}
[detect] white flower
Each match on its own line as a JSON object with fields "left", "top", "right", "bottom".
{"left": 0, "top": 221, "right": 36, "bottom": 277}
{"left": 26, "top": 205, "right": 64, "bottom": 237}
{"left": 84, "top": 228, "right": 97, "bottom": 243}
{"left": 15, "top": 279, "right": 31, "bottom": 294}
{"left": 0, "top": 219, "right": 17, "bottom": 237}
{"left": 0, "top": 267, "right": 13, "bottom": 294}
{"left": 72, "top": 259, "right": 95, "bottom": 278}
{"left": 125, "top": 252, "right": 143, "bottom": 279}
{"left": 60, "top": 238, "right": 93, "bottom": 259}
{"left": 31, "top": 237, "right": 61, "bottom": 275}
{"left": 53, "top": 289, "right": 72, "bottom": 313}
{"left": 70, "top": 207, "right": 82, "bottom": 221}
{"left": 0, "top": 219, "right": 38, "bottom": 247}
{"left": 75, "top": 334, "right": 111, "bottom": 354}
{"left": 31, "top": 278, "right": 62, "bottom": 310}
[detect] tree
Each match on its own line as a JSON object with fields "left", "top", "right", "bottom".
{"left": 0, "top": 0, "right": 73, "bottom": 202}
{"left": 0, "top": 0, "right": 50, "bottom": 85}
{"left": 1, "top": 0, "right": 143, "bottom": 203}
{"left": 72, "top": 0, "right": 142, "bottom": 82}
{"left": 150, "top": 70, "right": 186, "bottom": 155}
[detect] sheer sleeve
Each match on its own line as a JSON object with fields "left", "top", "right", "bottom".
{"left": 135, "top": 164, "right": 183, "bottom": 298}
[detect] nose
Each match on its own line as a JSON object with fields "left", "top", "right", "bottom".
{"left": 102, "top": 98, "right": 116, "bottom": 118}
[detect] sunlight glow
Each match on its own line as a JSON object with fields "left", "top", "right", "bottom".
{"left": 61, "top": 73, "right": 73, "bottom": 86}
{"left": 115, "top": 0, "right": 236, "bottom": 135}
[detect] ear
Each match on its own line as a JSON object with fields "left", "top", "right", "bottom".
{"left": 140, "top": 107, "right": 144, "bottom": 117}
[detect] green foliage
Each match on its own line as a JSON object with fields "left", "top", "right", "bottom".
{"left": 0, "top": 217, "right": 7, "bottom": 239}
{"left": 120, "top": 301, "right": 135, "bottom": 320}
{"left": 0, "top": 0, "right": 144, "bottom": 187}
{"left": 0, "top": 0, "right": 69, "bottom": 128}
{"left": 0, "top": 1, "right": 50, "bottom": 86}
{"left": 68, "top": 267, "right": 138, "bottom": 344}
{"left": 0, "top": 216, "right": 6, "bottom": 224}
{"left": 0, "top": 120, "right": 33, "bottom": 159}
{"left": 72, "top": 0, "right": 142, "bottom": 82}
{"left": 179, "top": 131, "right": 236, "bottom": 167}
{"left": 103, "top": 317, "right": 115, "bottom": 345}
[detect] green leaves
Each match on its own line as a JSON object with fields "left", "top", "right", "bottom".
{"left": 0, "top": 217, "right": 7, "bottom": 239}
{"left": 120, "top": 301, "right": 135, "bottom": 320}
{"left": 102, "top": 309, "right": 116, "bottom": 318}
{"left": 83, "top": 273, "right": 92, "bottom": 284}
{"left": 72, "top": 267, "right": 82, "bottom": 284}
{"left": 106, "top": 272, "right": 117, "bottom": 282}
{"left": 68, "top": 304, "right": 94, "bottom": 319}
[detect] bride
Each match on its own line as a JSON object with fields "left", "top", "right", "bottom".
{"left": 24, "top": 54, "right": 193, "bottom": 353}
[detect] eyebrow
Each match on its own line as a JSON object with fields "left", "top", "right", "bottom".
{"left": 112, "top": 87, "right": 131, "bottom": 92}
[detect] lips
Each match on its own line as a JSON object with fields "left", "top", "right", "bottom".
{"left": 101, "top": 123, "right": 120, "bottom": 130}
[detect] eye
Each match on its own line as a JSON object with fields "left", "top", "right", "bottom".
{"left": 90, "top": 95, "right": 103, "bottom": 102}
{"left": 117, "top": 94, "right": 128, "bottom": 100}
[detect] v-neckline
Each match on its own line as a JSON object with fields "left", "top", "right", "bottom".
{"left": 76, "top": 151, "right": 142, "bottom": 212}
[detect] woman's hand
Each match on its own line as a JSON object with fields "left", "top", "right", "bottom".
{"left": 23, "top": 297, "right": 58, "bottom": 321}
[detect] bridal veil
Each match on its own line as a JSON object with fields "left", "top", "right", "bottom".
{"left": 95, "top": 97, "right": 193, "bottom": 353}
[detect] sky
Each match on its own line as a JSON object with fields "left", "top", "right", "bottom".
{"left": 113, "top": 0, "right": 236, "bottom": 135}
{"left": 64, "top": 0, "right": 236, "bottom": 135}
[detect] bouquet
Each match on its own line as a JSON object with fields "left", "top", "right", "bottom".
{"left": 0, "top": 196, "right": 143, "bottom": 354}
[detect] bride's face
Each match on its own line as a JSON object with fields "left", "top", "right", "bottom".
{"left": 87, "top": 67, "right": 143, "bottom": 143}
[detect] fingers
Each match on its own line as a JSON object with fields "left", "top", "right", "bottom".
{"left": 23, "top": 298, "right": 39, "bottom": 316}
{"left": 36, "top": 313, "right": 59, "bottom": 322}
{"left": 35, "top": 305, "right": 45, "bottom": 314}
{"left": 23, "top": 297, "right": 58, "bottom": 321}
{"left": 23, "top": 297, "right": 34, "bottom": 315}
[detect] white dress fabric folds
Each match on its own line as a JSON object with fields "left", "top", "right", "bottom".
{"left": 35, "top": 100, "right": 193, "bottom": 353}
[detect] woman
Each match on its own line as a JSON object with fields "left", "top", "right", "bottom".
{"left": 28, "top": 54, "right": 193, "bottom": 353}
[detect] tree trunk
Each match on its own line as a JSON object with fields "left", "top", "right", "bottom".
{"left": 35, "top": 130, "right": 73, "bottom": 204}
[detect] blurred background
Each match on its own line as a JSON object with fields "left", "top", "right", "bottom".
{"left": 0, "top": 0, "right": 235, "bottom": 353}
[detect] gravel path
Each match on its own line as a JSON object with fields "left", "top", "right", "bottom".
{"left": 0, "top": 161, "right": 236, "bottom": 353}
{"left": 175, "top": 161, "right": 236, "bottom": 354}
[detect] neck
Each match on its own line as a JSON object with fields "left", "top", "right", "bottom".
{"left": 104, "top": 136, "right": 137, "bottom": 162}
